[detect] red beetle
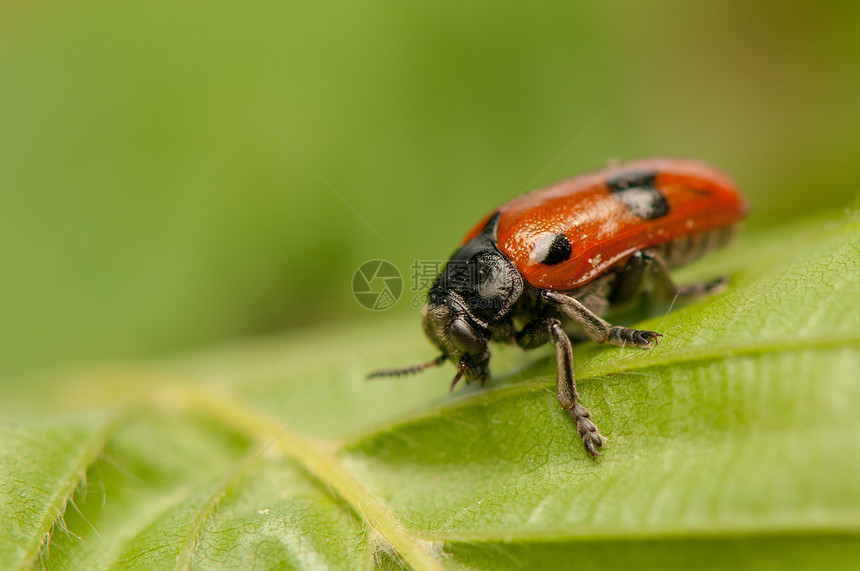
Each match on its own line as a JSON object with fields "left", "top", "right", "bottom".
{"left": 370, "top": 157, "right": 747, "bottom": 456}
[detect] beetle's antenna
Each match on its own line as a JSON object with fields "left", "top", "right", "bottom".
{"left": 449, "top": 358, "right": 468, "bottom": 392}
{"left": 367, "top": 355, "right": 446, "bottom": 379}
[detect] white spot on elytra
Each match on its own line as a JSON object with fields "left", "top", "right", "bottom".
{"left": 587, "top": 254, "right": 603, "bottom": 266}
{"left": 528, "top": 232, "right": 556, "bottom": 265}
{"left": 617, "top": 187, "right": 655, "bottom": 216}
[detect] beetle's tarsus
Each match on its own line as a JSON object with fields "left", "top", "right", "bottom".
{"left": 704, "top": 276, "right": 729, "bottom": 294}
{"left": 608, "top": 326, "right": 661, "bottom": 349}
{"left": 570, "top": 402, "right": 604, "bottom": 457}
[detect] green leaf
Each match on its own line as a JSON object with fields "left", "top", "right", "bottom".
{"left": 2, "top": 212, "right": 860, "bottom": 570}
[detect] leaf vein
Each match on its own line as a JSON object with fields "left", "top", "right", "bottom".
{"left": 18, "top": 417, "right": 119, "bottom": 571}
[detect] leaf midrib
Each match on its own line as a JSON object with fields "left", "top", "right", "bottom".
{"left": 418, "top": 521, "right": 860, "bottom": 545}
{"left": 339, "top": 332, "right": 860, "bottom": 446}
{"left": 574, "top": 332, "right": 860, "bottom": 379}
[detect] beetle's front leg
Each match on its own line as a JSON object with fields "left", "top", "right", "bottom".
{"left": 516, "top": 317, "right": 604, "bottom": 457}
{"left": 542, "top": 290, "right": 661, "bottom": 349}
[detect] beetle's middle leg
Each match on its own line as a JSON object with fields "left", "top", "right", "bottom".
{"left": 516, "top": 317, "right": 604, "bottom": 457}
{"left": 545, "top": 249, "right": 727, "bottom": 348}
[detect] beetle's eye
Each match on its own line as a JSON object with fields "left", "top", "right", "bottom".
{"left": 450, "top": 318, "right": 485, "bottom": 354}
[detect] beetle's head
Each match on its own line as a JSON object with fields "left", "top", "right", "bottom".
{"left": 368, "top": 213, "right": 523, "bottom": 391}
{"left": 419, "top": 289, "right": 491, "bottom": 387}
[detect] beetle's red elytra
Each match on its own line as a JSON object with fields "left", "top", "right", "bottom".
{"left": 369, "top": 157, "right": 748, "bottom": 457}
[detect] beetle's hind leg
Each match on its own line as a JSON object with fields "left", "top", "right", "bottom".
{"left": 516, "top": 318, "right": 604, "bottom": 457}
{"left": 613, "top": 250, "right": 727, "bottom": 305}
{"left": 542, "top": 290, "right": 661, "bottom": 349}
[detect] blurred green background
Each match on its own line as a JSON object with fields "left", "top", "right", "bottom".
{"left": 1, "top": 1, "right": 858, "bottom": 385}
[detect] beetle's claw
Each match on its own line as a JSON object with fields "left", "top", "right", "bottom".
{"left": 637, "top": 330, "right": 662, "bottom": 347}
{"left": 583, "top": 433, "right": 604, "bottom": 457}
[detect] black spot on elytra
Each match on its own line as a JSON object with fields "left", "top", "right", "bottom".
{"left": 607, "top": 170, "right": 669, "bottom": 220}
{"left": 541, "top": 233, "right": 571, "bottom": 265}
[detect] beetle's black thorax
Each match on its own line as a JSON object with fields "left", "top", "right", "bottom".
{"left": 428, "top": 213, "right": 523, "bottom": 329}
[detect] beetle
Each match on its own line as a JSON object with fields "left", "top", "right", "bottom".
{"left": 369, "top": 157, "right": 747, "bottom": 456}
